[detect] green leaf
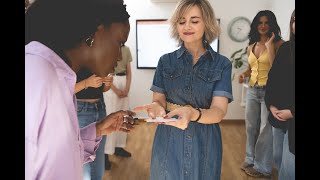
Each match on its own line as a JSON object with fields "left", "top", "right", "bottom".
{"left": 230, "top": 48, "right": 243, "bottom": 58}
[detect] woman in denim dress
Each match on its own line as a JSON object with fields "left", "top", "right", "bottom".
{"left": 134, "top": 0, "right": 233, "bottom": 179}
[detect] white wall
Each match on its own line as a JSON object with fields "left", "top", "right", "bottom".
{"left": 272, "top": 1, "right": 295, "bottom": 41}
{"left": 124, "top": 0, "right": 294, "bottom": 119}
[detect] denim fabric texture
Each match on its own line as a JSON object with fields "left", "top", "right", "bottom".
{"left": 150, "top": 45, "right": 233, "bottom": 180}
{"left": 244, "top": 87, "right": 273, "bottom": 175}
{"left": 272, "top": 127, "right": 286, "bottom": 172}
{"left": 279, "top": 132, "right": 295, "bottom": 180}
{"left": 77, "top": 100, "right": 106, "bottom": 180}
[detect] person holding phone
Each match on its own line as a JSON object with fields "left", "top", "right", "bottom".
{"left": 25, "top": 0, "right": 135, "bottom": 179}
{"left": 238, "top": 10, "right": 284, "bottom": 178}
{"left": 134, "top": 0, "right": 233, "bottom": 179}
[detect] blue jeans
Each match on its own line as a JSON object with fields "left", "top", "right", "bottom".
{"left": 77, "top": 100, "right": 106, "bottom": 180}
{"left": 244, "top": 86, "right": 273, "bottom": 175}
{"left": 273, "top": 127, "right": 286, "bottom": 171}
{"left": 279, "top": 132, "right": 295, "bottom": 180}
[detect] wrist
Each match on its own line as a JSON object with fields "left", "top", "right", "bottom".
{"left": 191, "top": 108, "right": 202, "bottom": 122}
{"left": 95, "top": 121, "right": 102, "bottom": 137}
{"left": 84, "top": 79, "right": 88, "bottom": 89}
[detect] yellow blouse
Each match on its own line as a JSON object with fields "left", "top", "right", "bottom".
{"left": 248, "top": 46, "right": 271, "bottom": 86}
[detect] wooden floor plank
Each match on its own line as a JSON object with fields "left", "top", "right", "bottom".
{"left": 103, "top": 120, "right": 278, "bottom": 180}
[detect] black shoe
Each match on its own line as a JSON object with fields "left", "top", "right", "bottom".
{"left": 105, "top": 154, "right": 111, "bottom": 170}
{"left": 114, "top": 147, "right": 131, "bottom": 157}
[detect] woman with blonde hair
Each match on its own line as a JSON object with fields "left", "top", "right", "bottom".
{"left": 135, "top": 0, "right": 233, "bottom": 179}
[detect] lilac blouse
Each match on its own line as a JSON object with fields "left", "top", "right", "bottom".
{"left": 25, "top": 41, "right": 102, "bottom": 180}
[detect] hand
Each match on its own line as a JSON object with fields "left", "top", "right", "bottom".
{"left": 118, "top": 90, "right": 128, "bottom": 98}
{"left": 270, "top": 105, "right": 282, "bottom": 120}
{"left": 114, "top": 89, "right": 127, "bottom": 98}
{"left": 163, "top": 107, "right": 193, "bottom": 130}
{"left": 265, "top": 32, "right": 275, "bottom": 49}
{"left": 96, "top": 110, "right": 136, "bottom": 136}
{"left": 103, "top": 74, "right": 113, "bottom": 87}
{"left": 86, "top": 74, "right": 103, "bottom": 88}
{"left": 133, "top": 102, "right": 166, "bottom": 119}
{"left": 238, "top": 74, "right": 246, "bottom": 84}
{"left": 275, "top": 109, "right": 293, "bottom": 121}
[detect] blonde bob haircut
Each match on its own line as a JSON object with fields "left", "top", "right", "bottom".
{"left": 169, "top": 0, "right": 220, "bottom": 46}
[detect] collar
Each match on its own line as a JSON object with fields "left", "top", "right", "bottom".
{"left": 25, "top": 41, "right": 76, "bottom": 82}
{"left": 176, "top": 43, "right": 217, "bottom": 61}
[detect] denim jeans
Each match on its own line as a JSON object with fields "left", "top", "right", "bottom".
{"left": 273, "top": 127, "right": 286, "bottom": 171}
{"left": 244, "top": 86, "right": 273, "bottom": 175}
{"left": 279, "top": 132, "right": 295, "bottom": 180}
{"left": 77, "top": 100, "right": 106, "bottom": 180}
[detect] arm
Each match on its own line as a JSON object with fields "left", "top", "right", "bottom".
{"left": 75, "top": 79, "right": 87, "bottom": 94}
{"left": 103, "top": 74, "right": 113, "bottom": 92}
{"left": 75, "top": 74, "right": 103, "bottom": 94}
{"left": 124, "top": 63, "right": 132, "bottom": 95}
{"left": 265, "top": 33, "right": 285, "bottom": 65}
{"left": 195, "top": 96, "right": 228, "bottom": 124}
{"left": 110, "top": 83, "right": 123, "bottom": 97}
{"left": 238, "top": 46, "right": 252, "bottom": 83}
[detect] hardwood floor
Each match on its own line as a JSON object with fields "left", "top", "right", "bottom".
{"left": 103, "top": 120, "right": 278, "bottom": 180}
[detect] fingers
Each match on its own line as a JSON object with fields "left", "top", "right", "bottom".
{"left": 119, "top": 123, "right": 134, "bottom": 133}
{"left": 133, "top": 104, "right": 153, "bottom": 112}
{"left": 165, "top": 110, "right": 177, "bottom": 118}
{"left": 272, "top": 111, "right": 282, "bottom": 121}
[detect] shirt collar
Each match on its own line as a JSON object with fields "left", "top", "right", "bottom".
{"left": 25, "top": 41, "right": 76, "bottom": 82}
{"left": 176, "top": 43, "right": 217, "bottom": 61}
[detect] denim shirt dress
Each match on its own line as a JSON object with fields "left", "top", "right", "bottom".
{"left": 150, "top": 45, "right": 233, "bottom": 180}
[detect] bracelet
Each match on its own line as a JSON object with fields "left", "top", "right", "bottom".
{"left": 192, "top": 108, "right": 202, "bottom": 122}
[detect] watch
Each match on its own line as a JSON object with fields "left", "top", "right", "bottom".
{"left": 228, "top": 16, "right": 251, "bottom": 42}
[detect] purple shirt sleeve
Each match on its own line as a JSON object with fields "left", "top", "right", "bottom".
{"left": 80, "top": 122, "right": 102, "bottom": 164}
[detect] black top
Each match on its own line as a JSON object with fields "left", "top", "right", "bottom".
{"left": 75, "top": 68, "right": 104, "bottom": 99}
{"left": 265, "top": 40, "right": 295, "bottom": 154}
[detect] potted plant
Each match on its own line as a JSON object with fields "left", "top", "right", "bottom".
{"left": 230, "top": 47, "right": 248, "bottom": 80}
{"left": 230, "top": 47, "right": 248, "bottom": 69}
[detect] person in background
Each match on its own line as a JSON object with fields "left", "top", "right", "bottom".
{"left": 238, "top": 10, "right": 284, "bottom": 178}
{"left": 75, "top": 70, "right": 113, "bottom": 180}
{"left": 103, "top": 44, "right": 133, "bottom": 170}
{"left": 265, "top": 9, "right": 295, "bottom": 179}
{"left": 134, "top": 0, "right": 233, "bottom": 179}
{"left": 25, "top": 0, "right": 135, "bottom": 179}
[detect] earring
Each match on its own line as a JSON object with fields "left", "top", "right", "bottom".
{"left": 203, "top": 39, "right": 208, "bottom": 49}
{"left": 85, "top": 37, "right": 94, "bottom": 47}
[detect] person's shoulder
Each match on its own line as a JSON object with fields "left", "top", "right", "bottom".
{"left": 247, "top": 44, "right": 254, "bottom": 52}
{"left": 123, "top": 45, "right": 130, "bottom": 52}
{"left": 159, "top": 48, "right": 180, "bottom": 61}
{"left": 214, "top": 53, "right": 232, "bottom": 67}
{"left": 275, "top": 39, "right": 286, "bottom": 50}
{"left": 25, "top": 43, "right": 60, "bottom": 85}
{"left": 277, "top": 41, "right": 290, "bottom": 52}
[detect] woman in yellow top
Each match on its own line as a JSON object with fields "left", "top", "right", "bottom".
{"left": 238, "top": 10, "right": 284, "bottom": 178}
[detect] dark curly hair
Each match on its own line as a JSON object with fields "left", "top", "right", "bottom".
{"left": 25, "top": 0, "right": 130, "bottom": 53}
{"left": 248, "top": 10, "right": 282, "bottom": 45}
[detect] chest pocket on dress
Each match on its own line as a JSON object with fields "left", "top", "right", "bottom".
{"left": 162, "top": 68, "right": 183, "bottom": 95}
{"left": 162, "top": 68, "right": 183, "bottom": 80}
{"left": 197, "top": 68, "right": 222, "bottom": 82}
